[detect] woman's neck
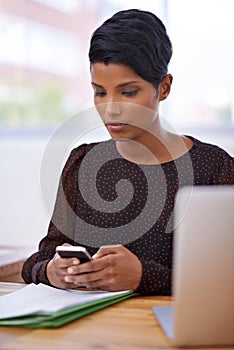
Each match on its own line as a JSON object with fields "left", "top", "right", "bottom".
{"left": 115, "top": 124, "right": 193, "bottom": 165}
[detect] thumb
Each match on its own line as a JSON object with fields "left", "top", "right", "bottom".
{"left": 92, "top": 244, "right": 122, "bottom": 259}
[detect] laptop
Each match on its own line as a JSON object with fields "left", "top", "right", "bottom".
{"left": 153, "top": 185, "right": 234, "bottom": 347}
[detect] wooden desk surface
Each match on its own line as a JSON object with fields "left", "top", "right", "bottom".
{"left": 0, "top": 246, "right": 36, "bottom": 283}
{"left": 0, "top": 283, "right": 231, "bottom": 350}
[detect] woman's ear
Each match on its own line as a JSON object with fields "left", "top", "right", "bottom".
{"left": 159, "top": 74, "right": 173, "bottom": 101}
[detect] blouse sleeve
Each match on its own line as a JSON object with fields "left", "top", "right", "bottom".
{"left": 136, "top": 260, "right": 171, "bottom": 295}
{"left": 21, "top": 144, "right": 88, "bottom": 284}
{"left": 212, "top": 149, "right": 234, "bottom": 184}
{"left": 232, "top": 158, "right": 234, "bottom": 183}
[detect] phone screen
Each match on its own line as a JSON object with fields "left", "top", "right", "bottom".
{"left": 56, "top": 246, "right": 92, "bottom": 263}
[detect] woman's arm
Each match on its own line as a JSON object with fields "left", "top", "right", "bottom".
{"left": 21, "top": 222, "right": 76, "bottom": 284}
{"left": 57, "top": 244, "right": 171, "bottom": 295}
{"left": 21, "top": 145, "right": 89, "bottom": 285}
{"left": 136, "top": 259, "right": 171, "bottom": 295}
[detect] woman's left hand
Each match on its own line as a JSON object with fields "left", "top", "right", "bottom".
{"left": 64, "top": 244, "right": 142, "bottom": 291}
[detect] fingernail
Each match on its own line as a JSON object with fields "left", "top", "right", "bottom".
{"left": 67, "top": 267, "right": 73, "bottom": 273}
{"left": 65, "top": 276, "right": 72, "bottom": 282}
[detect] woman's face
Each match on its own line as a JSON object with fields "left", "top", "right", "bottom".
{"left": 91, "top": 62, "right": 167, "bottom": 142}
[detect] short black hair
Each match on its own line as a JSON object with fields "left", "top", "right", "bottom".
{"left": 89, "top": 9, "right": 172, "bottom": 88}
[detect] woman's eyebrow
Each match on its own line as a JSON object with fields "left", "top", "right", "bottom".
{"left": 91, "top": 82, "right": 104, "bottom": 88}
{"left": 117, "top": 81, "right": 140, "bottom": 87}
{"left": 91, "top": 81, "right": 140, "bottom": 88}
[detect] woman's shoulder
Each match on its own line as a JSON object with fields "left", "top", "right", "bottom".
{"left": 69, "top": 141, "right": 99, "bottom": 159}
{"left": 187, "top": 136, "right": 233, "bottom": 184}
{"left": 73, "top": 138, "right": 111, "bottom": 154}
{"left": 188, "top": 136, "right": 233, "bottom": 161}
{"left": 62, "top": 140, "right": 112, "bottom": 174}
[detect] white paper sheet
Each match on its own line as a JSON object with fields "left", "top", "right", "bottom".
{"left": 0, "top": 283, "right": 131, "bottom": 319}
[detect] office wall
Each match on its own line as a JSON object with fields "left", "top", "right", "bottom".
{"left": 1, "top": 139, "right": 49, "bottom": 248}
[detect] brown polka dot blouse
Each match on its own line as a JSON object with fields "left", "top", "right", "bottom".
{"left": 22, "top": 136, "right": 233, "bottom": 295}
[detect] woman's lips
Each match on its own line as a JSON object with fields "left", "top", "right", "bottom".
{"left": 105, "top": 122, "right": 128, "bottom": 132}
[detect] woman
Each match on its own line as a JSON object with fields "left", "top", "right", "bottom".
{"left": 22, "top": 9, "right": 233, "bottom": 295}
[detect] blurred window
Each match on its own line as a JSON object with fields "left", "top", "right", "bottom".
{"left": 0, "top": 0, "right": 233, "bottom": 132}
{"left": 167, "top": 0, "right": 234, "bottom": 129}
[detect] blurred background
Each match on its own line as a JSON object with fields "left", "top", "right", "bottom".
{"left": 1, "top": 0, "right": 234, "bottom": 248}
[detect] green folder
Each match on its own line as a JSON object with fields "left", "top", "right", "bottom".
{"left": 0, "top": 284, "right": 133, "bottom": 328}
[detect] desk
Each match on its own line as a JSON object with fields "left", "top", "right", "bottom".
{"left": 0, "top": 283, "right": 231, "bottom": 350}
{"left": 0, "top": 246, "right": 35, "bottom": 283}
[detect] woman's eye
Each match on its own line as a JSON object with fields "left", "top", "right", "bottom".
{"left": 122, "top": 90, "right": 139, "bottom": 96}
{"left": 95, "top": 91, "right": 106, "bottom": 97}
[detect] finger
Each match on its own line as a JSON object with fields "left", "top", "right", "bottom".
{"left": 60, "top": 280, "right": 79, "bottom": 289}
{"left": 47, "top": 258, "right": 80, "bottom": 289}
{"left": 54, "top": 253, "right": 80, "bottom": 268}
{"left": 67, "top": 254, "right": 112, "bottom": 275}
{"left": 78, "top": 279, "right": 115, "bottom": 291}
{"left": 92, "top": 244, "right": 122, "bottom": 259}
{"left": 64, "top": 269, "right": 106, "bottom": 285}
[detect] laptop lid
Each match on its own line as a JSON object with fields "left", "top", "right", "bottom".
{"left": 154, "top": 185, "right": 234, "bottom": 347}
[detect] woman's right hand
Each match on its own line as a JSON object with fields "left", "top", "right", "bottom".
{"left": 46, "top": 249, "right": 80, "bottom": 289}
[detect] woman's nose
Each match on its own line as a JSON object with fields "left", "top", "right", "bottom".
{"left": 106, "top": 101, "right": 122, "bottom": 117}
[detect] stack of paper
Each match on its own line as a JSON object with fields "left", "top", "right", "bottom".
{"left": 0, "top": 283, "right": 133, "bottom": 328}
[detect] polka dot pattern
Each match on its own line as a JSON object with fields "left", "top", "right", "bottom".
{"left": 22, "top": 136, "right": 233, "bottom": 295}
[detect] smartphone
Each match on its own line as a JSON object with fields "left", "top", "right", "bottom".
{"left": 56, "top": 246, "right": 92, "bottom": 264}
